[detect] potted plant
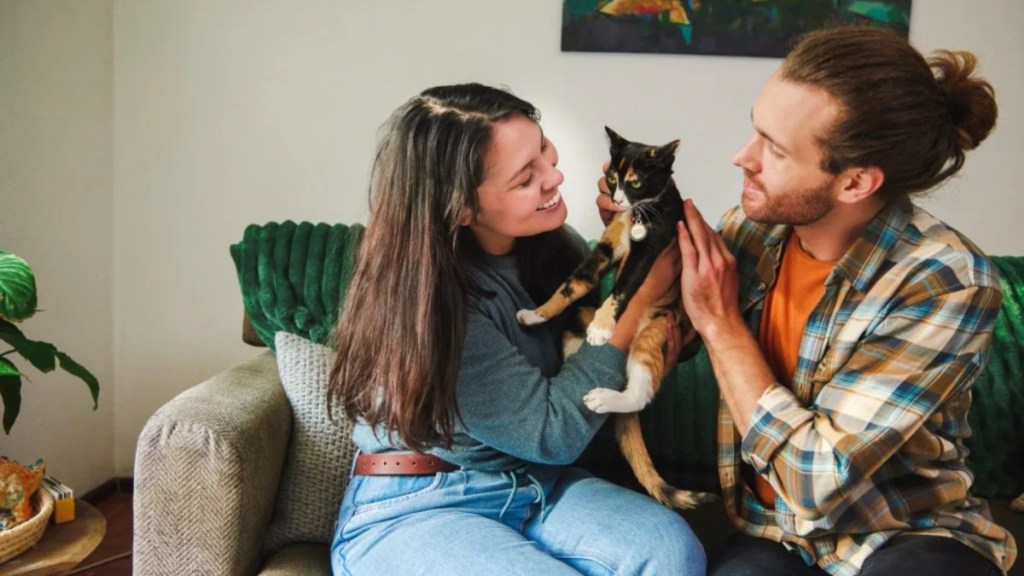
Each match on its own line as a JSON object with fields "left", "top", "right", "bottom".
{"left": 0, "top": 251, "right": 99, "bottom": 434}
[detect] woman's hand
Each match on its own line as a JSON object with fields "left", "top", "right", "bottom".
{"left": 607, "top": 245, "right": 681, "bottom": 351}
{"left": 596, "top": 162, "right": 624, "bottom": 226}
{"left": 636, "top": 244, "right": 681, "bottom": 303}
{"left": 637, "top": 247, "right": 695, "bottom": 374}
{"left": 661, "top": 318, "right": 698, "bottom": 374}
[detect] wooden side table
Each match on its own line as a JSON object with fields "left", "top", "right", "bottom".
{"left": 0, "top": 500, "right": 106, "bottom": 576}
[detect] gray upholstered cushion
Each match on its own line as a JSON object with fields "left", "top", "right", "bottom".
{"left": 133, "top": 352, "right": 290, "bottom": 576}
{"left": 263, "top": 332, "right": 357, "bottom": 554}
{"left": 259, "top": 543, "right": 331, "bottom": 575}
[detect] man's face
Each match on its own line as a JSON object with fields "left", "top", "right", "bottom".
{"left": 732, "top": 72, "right": 843, "bottom": 226}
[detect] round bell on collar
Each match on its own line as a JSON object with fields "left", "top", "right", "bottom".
{"left": 630, "top": 220, "right": 648, "bottom": 241}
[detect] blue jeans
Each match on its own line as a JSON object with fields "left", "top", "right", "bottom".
{"left": 331, "top": 464, "right": 706, "bottom": 575}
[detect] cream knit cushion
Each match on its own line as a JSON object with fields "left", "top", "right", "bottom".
{"left": 264, "top": 332, "right": 357, "bottom": 554}
{"left": 1013, "top": 492, "right": 1024, "bottom": 514}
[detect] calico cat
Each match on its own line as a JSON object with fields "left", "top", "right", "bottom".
{"left": 517, "top": 127, "right": 714, "bottom": 510}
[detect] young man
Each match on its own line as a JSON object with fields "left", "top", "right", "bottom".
{"left": 672, "top": 27, "right": 1016, "bottom": 575}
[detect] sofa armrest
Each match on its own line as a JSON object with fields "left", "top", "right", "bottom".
{"left": 133, "top": 352, "right": 289, "bottom": 576}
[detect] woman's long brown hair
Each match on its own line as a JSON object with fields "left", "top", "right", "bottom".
{"left": 328, "top": 83, "right": 583, "bottom": 452}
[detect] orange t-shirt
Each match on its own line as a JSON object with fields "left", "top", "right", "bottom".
{"left": 750, "top": 234, "right": 835, "bottom": 508}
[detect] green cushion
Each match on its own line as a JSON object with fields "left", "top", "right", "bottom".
{"left": 965, "top": 256, "right": 1024, "bottom": 498}
{"left": 229, "top": 221, "right": 364, "bottom": 350}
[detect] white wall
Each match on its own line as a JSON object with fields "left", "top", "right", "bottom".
{"left": 910, "top": 4, "right": 1023, "bottom": 251}
{"left": 3, "top": 1, "right": 1021, "bottom": 487}
{"left": 111, "top": 0, "right": 1024, "bottom": 478}
{"left": 0, "top": 0, "right": 114, "bottom": 490}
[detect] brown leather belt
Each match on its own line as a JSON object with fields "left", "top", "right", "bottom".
{"left": 354, "top": 452, "right": 459, "bottom": 476}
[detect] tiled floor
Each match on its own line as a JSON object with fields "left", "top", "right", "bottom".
{"left": 67, "top": 492, "right": 132, "bottom": 576}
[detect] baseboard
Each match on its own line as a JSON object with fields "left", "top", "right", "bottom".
{"left": 82, "top": 476, "right": 133, "bottom": 505}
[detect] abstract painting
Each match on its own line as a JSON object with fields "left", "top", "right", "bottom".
{"left": 562, "top": 0, "right": 912, "bottom": 58}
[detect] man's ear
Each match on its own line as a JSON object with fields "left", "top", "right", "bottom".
{"left": 836, "top": 166, "right": 884, "bottom": 204}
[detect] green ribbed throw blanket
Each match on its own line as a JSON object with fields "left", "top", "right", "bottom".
{"left": 231, "top": 222, "right": 1023, "bottom": 499}
{"left": 966, "top": 256, "right": 1024, "bottom": 498}
{"left": 230, "top": 221, "right": 364, "bottom": 350}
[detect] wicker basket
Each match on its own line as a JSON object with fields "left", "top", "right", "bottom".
{"left": 0, "top": 489, "right": 54, "bottom": 565}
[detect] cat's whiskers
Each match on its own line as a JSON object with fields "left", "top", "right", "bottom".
{"left": 631, "top": 200, "right": 656, "bottom": 224}
{"left": 628, "top": 183, "right": 671, "bottom": 225}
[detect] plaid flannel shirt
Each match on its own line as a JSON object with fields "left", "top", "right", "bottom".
{"left": 718, "top": 197, "right": 1017, "bottom": 575}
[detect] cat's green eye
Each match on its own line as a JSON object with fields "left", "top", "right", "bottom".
{"left": 606, "top": 174, "right": 616, "bottom": 186}
{"left": 630, "top": 180, "right": 642, "bottom": 189}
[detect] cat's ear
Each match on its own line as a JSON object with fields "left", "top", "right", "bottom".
{"left": 605, "top": 126, "right": 626, "bottom": 149}
{"left": 649, "top": 139, "right": 680, "bottom": 164}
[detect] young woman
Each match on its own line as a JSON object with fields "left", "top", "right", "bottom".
{"left": 328, "top": 83, "right": 706, "bottom": 575}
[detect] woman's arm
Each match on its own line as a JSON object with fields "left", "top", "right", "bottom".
{"left": 455, "top": 311, "right": 627, "bottom": 465}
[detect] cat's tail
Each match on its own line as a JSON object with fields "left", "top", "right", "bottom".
{"left": 614, "top": 413, "right": 717, "bottom": 510}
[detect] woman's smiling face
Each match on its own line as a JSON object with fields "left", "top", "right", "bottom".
{"left": 467, "top": 112, "right": 566, "bottom": 255}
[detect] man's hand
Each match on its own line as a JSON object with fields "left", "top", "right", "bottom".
{"left": 676, "top": 198, "right": 773, "bottom": 435}
{"left": 676, "top": 199, "right": 741, "bottom": 338}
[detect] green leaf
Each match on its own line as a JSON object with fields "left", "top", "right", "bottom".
{"left": 0, "top": 358, "right": 22, "bottom": 434}
{"left": 0, "top": 251, "right": 38, "bottom": 322}
{"left": 55, "top": 350, "right": 100, "bottom": 409}
{"left": 0, "top": 319, "right": 57, "bottom": 372}
{"left": 0, "top": 358, "right": 21, "bottom": 377}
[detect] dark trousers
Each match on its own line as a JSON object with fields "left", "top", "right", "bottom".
{"left": 709, "top": 532, "right": 1001, "bottom": 576}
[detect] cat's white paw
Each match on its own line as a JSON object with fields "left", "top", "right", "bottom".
{"left": 584, "top": 387, "right": 631, "bottom": 413}
{"left": 517, "top": 309, "right": 547, "bottom": 326}
{"left": 623, "top": 361, "right": 656, "bottom": 411}
{"left": 586, "top": 324, "right": 613, "bottom": 346}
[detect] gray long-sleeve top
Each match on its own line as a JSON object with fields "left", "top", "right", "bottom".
{"left": 352, "top": 233, "right": 628, "bottom": 471}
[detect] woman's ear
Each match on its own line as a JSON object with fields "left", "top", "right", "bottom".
{"left": 459, "top": 207, "right": 473, "bottom": 227}
{"left": 836, "top": 166, "right": 884, "bottom": 204}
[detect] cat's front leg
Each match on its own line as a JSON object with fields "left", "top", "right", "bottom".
{"left": 517, "top": 230, "right": 620, "bottom": 326}
{"left": 561, "top": 306, "right": 594, "bottom": 358}
{"left": 586, "top": 244, "right": 660, "bottom": 345}
{"left": 585, "top": 295, "right": 621, "bottom": 345}
{"left": 584, "top": 315, "right": 668, "bottom": 413}
{"left": 583, "top": 357, "right": 657, "bottom": 413}
{"left": 516, "top": 277, "right": 597, "bottom": 326}
{"left": 516, "top": 309, "right": 548, "bottom": 326}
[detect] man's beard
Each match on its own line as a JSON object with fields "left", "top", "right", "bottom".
{"left": 742, "top": 170, "right": 837, "bottom": 226}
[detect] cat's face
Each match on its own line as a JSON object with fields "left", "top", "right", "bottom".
{"left": 603, "top": 127, "right": 679, "bottom": 210}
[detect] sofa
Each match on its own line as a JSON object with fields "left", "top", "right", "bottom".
{"left": 133, "top": 221, "right": 1024, "bottom": 575}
